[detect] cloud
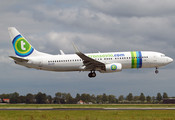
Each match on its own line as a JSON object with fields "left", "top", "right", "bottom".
{"left": 87, "top": 0, "right": 175, "bottom": 17}
{"left": 32, "top": 5, "right": 120, "bottom": 34}
{"left": 0, "top": 0, "right": 174, "bottom": 97}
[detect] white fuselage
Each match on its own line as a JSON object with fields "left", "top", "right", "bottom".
{"left": 8, "top": 27, "right": 173, "bottom": 78}
{"left": 15, "top": 51, "right": 173, "bottom": 72}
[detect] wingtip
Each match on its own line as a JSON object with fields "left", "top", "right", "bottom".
{"left": 72, "top": 42, "right": 80, "bottom": 53}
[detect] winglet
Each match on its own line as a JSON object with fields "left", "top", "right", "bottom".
{"left": 72, "top": 42, "right": 81, "bottom": 53}
{"left": 60, "top": 50, "right": 65, "bottom": 55}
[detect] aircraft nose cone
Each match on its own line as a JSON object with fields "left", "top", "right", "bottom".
{"left": 168, "top": 57, "right": 173, "bottom": 63}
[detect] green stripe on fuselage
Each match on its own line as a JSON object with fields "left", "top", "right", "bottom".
{"left": 133, "top": 52, "right": 137, "bottom": 68}
{"left": 131, "top": 51, "right": 135, "bottom": 68}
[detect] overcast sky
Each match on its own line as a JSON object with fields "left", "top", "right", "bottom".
{"left": 0, "top": 0, "right": 175, "bottom": 98}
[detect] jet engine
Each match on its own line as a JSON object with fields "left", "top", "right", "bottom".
{"left": 100, "top": 63, "right": 122, "bottom": 73}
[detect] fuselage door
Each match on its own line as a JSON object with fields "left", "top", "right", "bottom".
{"left": 38, "top": 60, "right": 43, "bottom": 67}
{"left": 153, "top": 54, "right": 157, "bottom": 62}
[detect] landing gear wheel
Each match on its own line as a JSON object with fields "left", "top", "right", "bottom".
{"left": 88, "top": 71, "right": 96, "bottom": 78}
{"left": 88, "top": 73, "right": 92, "bottom": 78}
{"left": 155, "top": 70, "right": 159, "bottom": 74}
{"left": 92, "top": 72, "right": 96, "bottom": 77}
{"left": 155, "top": 67, "right": 159, "bottom": 74}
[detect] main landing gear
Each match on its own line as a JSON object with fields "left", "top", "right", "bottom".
{"left": 88, "top": 71, "right": 96, "bottom": 78}
{"left": 155, "top": 67, "right": 159, "bottom": 74}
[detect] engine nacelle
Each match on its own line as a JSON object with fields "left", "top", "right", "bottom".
{"left": 100, "top": 63, "right": 122, "bottom": 73}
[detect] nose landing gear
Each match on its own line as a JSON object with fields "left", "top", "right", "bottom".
{"left": 88, "top": 71, "right": 96, "bottom": 78}
{"left": 155, "top": 67, "right": 159, "bottom": 74}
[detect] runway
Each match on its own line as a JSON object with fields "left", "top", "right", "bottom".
{"left": 0, "top": 108, "right": 175, "bottom": 110}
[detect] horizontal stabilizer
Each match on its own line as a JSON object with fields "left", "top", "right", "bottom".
{"left": 9, "top": 56, "right": 29, "bottom": 62}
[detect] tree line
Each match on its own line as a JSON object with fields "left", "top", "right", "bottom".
{"left": 0, "top": 92, "right": 171, "bottom": 104}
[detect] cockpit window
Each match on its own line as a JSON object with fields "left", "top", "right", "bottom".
{"left": 161, "top": 55, "right": 165, "bottom": 57}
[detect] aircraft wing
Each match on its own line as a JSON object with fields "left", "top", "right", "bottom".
{"left": 72, "top": 43, "right": 105, "bottom": 70}
{"left": 9, "top": 56, "right": 29, "bottom": 62}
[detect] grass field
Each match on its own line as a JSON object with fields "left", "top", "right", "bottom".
{"left": 0, "top": 110, "right": 175, "bottom": 120}
{"left": 0, "top": 104, "right": 175, "bottom": 108}
{"left": 0, "top": 104, "right": 175, "bottom": 120}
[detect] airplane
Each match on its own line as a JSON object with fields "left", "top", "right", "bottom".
{"left": 8, "top": 27, "right": 173, "bottom": 78}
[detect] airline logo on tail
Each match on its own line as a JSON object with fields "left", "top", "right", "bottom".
{"left": 12, "top": 35, "right": 34, "bottom": 57}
